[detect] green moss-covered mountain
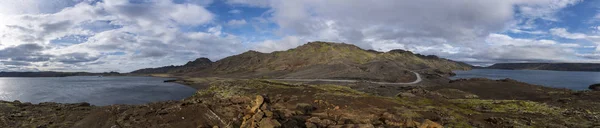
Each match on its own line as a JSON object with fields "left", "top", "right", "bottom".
{"left": 132, "top": 42, "right": 472, "bottom": 82}
{"left": 486, "top": 63, "right": 600, "bottom": 72}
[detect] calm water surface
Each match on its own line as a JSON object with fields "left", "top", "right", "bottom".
{"left": 452, "top": 69, "right": 600, "bottom": 90}
{"left": 0, "top": 76, "right": 195, "bottom": 106}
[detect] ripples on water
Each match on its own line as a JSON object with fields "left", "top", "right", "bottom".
{"left": 452, "top": 69, "right": 600, "bottom": 90}
{"left": 0, "top": 76, "right": 196, "bottom": 106}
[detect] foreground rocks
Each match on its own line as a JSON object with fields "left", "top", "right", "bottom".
{"left": 239, "top": 95, "right": 281, "bottom": 128}
{"left": 1, "top": 78, "right": 599, "bottom": 127}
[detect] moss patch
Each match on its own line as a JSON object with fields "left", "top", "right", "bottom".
{"left": 310, "top": 84, "right": 368, "bottom": 97}
{"left": 451, "top": 99, "right": 563, "bottom": 115}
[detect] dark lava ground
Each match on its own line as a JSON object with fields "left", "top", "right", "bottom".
{"left": 1, "top": 76, "right": 599, "bottom": 128}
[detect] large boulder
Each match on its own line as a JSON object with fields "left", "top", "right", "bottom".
{"left": 589, "top": 84, "right": 600, "bottom": 91}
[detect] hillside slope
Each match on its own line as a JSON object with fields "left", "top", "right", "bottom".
{"left": 486, "top": 63, "right": 600, "bottom": 72}
{"left": 131, "top": 58, "right": 213, "bottom": 74}
{"left": 134, "top": 42, "right": 472, "bottom": 82}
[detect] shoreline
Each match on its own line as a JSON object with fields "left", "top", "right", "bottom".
{"left": 1, "top": 77, "right": 599, "bottom": 127}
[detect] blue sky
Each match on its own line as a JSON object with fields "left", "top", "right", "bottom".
{"left": 0, "top": 0, "right": 600, "bottom": 72}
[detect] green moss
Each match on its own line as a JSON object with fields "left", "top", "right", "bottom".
{"left": 256, "top": 79, "right": 298, "bottom": 88}
{"left": 0, "top": 102, "right": 15, "bottom": 108}
{"left": 415, "top": 98, "right": 434, "bottom": 106}
{"left": 194, "top": 79, "right": 302, "bottom": 98}
{"left": 310, "top": 84, "right": 368, "bottom": 97}
{"left": 450, "top": 99, "right": 563, "bottom": 115}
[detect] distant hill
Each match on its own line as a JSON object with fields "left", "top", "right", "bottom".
{"left": 0, "top": 71, "right": 121, "bottom": 77}
{"left": 486, "top": 63, "right": 600, "bottom": 72}
{"left": 130, "top": 58, "right": 213, "bottom": 74}
{"left": 132, "top": 41, "right": 472, "bottom": 82}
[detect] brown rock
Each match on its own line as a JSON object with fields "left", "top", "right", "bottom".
{"left": 305, "top": 122, "right": 318, "bottom": 128}
{"left": 264, "top": 110, "right": 274, "bottom": 117}
{"left": 357, "top": 124, "right": 376, "bottom": 128}
{"left": 418, "top": 119, "right": 443, "bottom": 128}
{"left": 258, "top": 118, "right": 281, "bottom": 128}
{"left": 230, "top": 96, "right": 250, "bottom": 104}
{"left": 296, "top": 103, "right": 315, "bottom": 115}
{"left": 306, "top": 117, "right": 334, "bottom": 127}
{"left": 252, "top": 111, "right": 265, "bottom": 121}
{"left": 250, "top": 95, "right": 265, "bottom": 113}
{"left": 384, "top": 120, "right": 403, "bottom": 127}
{"left": 404, "top": 119, "right": 420, "bottom": 127}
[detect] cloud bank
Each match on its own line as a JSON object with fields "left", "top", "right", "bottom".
{"left": 0, "top": 0, "right": 599, "bottom": 72}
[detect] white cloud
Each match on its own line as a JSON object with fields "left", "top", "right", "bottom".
{"left": 169, "top": 4, "right": 214, "bottom": 25}
{"left": 0, "top": 0, "right": 593, "bottom": 71}
{"left": 0, "top": 0, "right": 82, "bottom": 15}
{"left": 550, "top": 28, "right": 588, "bottom": 39}
{"left": 550, "top": 28, "right": 600, "bottom": 51}
{"left": 253, "top": 36, "right": 304, "bottom": 53}
{"left": 228, "top": 9, "right": 242, "bottom": 14}
{"left": 231, "top": 0, "right": 582, "bottom": 65}
{"left": 227, "top": 19, "right": 247, "bottom": 26}
{"left": 469, "top": 34, "right": 578, "bottom": 63}
{"left": 486, "top": 34, "right": 557, "bottom": 46}
{"left": 509, "top": 29, "right": 547, "bottom": 35}
{"left": 0, "top": 0, "right": 245, "bottom": 72}
{"left": 514, "top": 0, "right": 581, "bottom": 21}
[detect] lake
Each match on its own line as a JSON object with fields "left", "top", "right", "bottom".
{"left": 451, "top": 69, "right": 600, "bottom": 90}
{"left": 0, "top": 76, "right": 196, "bottom": 106}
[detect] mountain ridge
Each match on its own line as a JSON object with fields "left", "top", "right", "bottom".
{"left": 130, "top": 57, "right": 213, "bottom": 74}
{"left": 131, "top": 41, "right": 472, "bottom": 82}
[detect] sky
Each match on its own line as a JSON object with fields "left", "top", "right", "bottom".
{"left": 1, "top": 0, "right": 600, "bottom": 72}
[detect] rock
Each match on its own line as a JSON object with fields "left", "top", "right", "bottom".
{"left": 230, "top": 96, "right": 250, "bottom": 104}
{"left": 295, "top": 103, "right": 315, "bottom": 115}
{"left": 305, "top": 122, "right": 317, "bottom": 128}
{"left": 589, "top": 84, "right": 600, "bottom": 91}
{"left": 240, "top": 95, "right": 285, "bottom": 128}
{"left": 418, "top": 119, "right": 443, "bottom": 128}
{"left": 258, "top": 118, "right": 281, "bottom": 128}
{"left": 329, "top": 125, "right": 344, "bottom": 128}
{"left": 306, "top": 117, "right": 335, "bottom": 127}
{"left": 306, "top": 117, "right": 321, "bottom": 124}
{"left": 264, "top": 110, "right": 274, "bottom": 117}
{"left": 404, "top": 119, "right": 420, "bottom": 127}
{"left": 252, "top": 111, "right": 265, "bottom": 121}
{"left": 356, "top": 124, "right": 376, "bottom": 128}
{"left": 250, "top": 95, "right": 265, "bottom": 113}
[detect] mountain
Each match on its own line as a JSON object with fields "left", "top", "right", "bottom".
{"left": 486, "top": 63, "right": 600, "bottom": 72}
{"left": 134, "top": 42, "right": 472, "bottom": 82}
{"left": 130, "top": 58, "right": 213, "bottom": 74}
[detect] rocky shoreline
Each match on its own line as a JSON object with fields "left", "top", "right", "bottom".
{"left": 1, "top": 77, "right": 599, "bottom": 127}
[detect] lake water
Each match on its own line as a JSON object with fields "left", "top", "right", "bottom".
{"left": 0, "top": 76, "right": 196, "bottom": 106}
{"left": 452, "top": 69, "right": 600, "bottom": 90}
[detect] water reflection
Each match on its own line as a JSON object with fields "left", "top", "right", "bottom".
{"left": 0, "top": 76, "right": 195, "bottom": 106}
{"left": 452, "top": 69, "right": 600, "bottom": 90}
